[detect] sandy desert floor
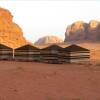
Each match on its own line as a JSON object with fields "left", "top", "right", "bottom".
{"left": 0, "top": 61, "right": 100, "bottom": 100}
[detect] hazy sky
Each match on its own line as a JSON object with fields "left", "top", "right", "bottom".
{"left": 0, "top": 0, "right": 100, "bottom": 43}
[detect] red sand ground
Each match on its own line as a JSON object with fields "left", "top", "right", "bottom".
{"left": 0, "top": 61, "right": 100, "bottom": 100}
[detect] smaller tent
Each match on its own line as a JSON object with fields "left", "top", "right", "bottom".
{"left": 63, "top": 44, "right": 90, "bottom": 63}
{"left": 14, "top": 44, "right": 40, "bottom": 61}
{"left": 0, "top": 44, "right": 13, "bottom": 60}
{"left": 40, "top": 44, "right": 64, "bottom": 64}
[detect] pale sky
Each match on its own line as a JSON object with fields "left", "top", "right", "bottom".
{"left": 0, "top": 0, "right": 100, "bottom": 43}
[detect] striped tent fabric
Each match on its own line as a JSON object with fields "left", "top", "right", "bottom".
{"left": 14, "top": 44, "right": 40, "bottom": 61}
{"left": 63, "top": 44, "right": 90, "bottom": 63}
{"left": 0, "top": 44, "right": 13, "bottom": 60}
{"left": 40, "top": 44, "right": 64, "bottom": 64}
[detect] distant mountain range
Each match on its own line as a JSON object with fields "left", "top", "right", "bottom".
{"left": 64, "top": 20, "right": 100, "bottom": 43}
{"left": 35, "top": 20, "right": 100, "bottom": 44}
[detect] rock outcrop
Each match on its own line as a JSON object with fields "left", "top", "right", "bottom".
{"left": 64, "top": 20, "right": 100, "bottom": 43}
{"left": 34, "top": 35, "right": 63, "bottom": 45}
{"left": 0, "top": 7, "right": 26, "bottom": 48}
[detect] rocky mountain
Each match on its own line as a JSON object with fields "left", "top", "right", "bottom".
{"left": 34, "top": 36, "right": 63, "bottom": 45}
{"left": 0, "top": 7, "right": 26, "bottom": 48}
{"left": 64, "top": 20, "right": 100, "bottom": 43}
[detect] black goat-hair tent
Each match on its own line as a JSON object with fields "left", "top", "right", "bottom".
{"left": 14, "top": 44, "right": 40, "bottom": 61}
{"left": 0, "top": 44, "right": 13, "bottom": 60}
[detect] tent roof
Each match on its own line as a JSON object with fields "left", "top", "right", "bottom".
{"left": 0, "top": 44, "right": 12, "bottom": 50}
{"left": 41, "top": 44, "right": 63, "bottom": 50}
{"left": 15, "top": 44, "right": 40, "bottom": 50}
{"left": 64, "top": 44, "right": 90, "bottom": 52}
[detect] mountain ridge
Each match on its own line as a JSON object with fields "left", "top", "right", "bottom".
{"left": 64, "top": 20, "right": 100, "bottom": 43}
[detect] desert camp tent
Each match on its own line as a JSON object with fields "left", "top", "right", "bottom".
{"left": 0, "top": 44, "right": 13, "bottom": 60}
{"left": 14, "top": 44, "right": 40, "bottom": 61}
{"left": 63, "top": 44, "right": 90, "bottom": 63}
{"left": 40, "top": 44, "right": 64, "bottom": 64}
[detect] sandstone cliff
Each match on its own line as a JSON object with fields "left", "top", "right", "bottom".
{"left": 64, "top": 20, "right": 100, "bottom": 43}
{"left": 0, "top": 7, "right": 26, "bottom": 48}
{"left": 34, "top": 35, "right": 63, "bottom": 45}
